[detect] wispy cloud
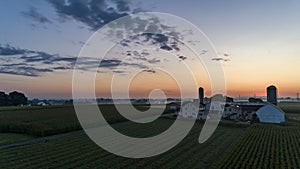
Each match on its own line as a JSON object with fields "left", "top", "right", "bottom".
{"left": 211, "top": 57, "right": 230, "bottom": 62}
{"left": 0, "top": 66, "right": 53, "bottom": 77}
{"left": 0, "top": 45, "right": 26, "bottom": 55}
{"left": 0, "top": 44, "right": 152, "bottom": 77}
{"left": 212, "top": 52, "right": 230, "bottom": 62}
{"left": 142, "top": 69, "right": 156, "bottom": 74}
{"left": 21, "top": 7, "right": 52, "bottom": 24}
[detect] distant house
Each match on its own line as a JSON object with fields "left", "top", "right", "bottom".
{"left": 37, "top": 102, "right": 47, "bottom": 106}
{"left": 205, "top": 101, "right": 225, "bottom": 113}
{"left": 179, "top": 101, "right": 198, "bottom": 118}
{"left": 255, "top": 104, "right": 285, "bottom": 123}
{"left": 166, "top": 102, "right": 181, "bottom": 112}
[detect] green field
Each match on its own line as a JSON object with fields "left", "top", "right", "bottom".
{"left": 0, "top": 133, "right": 35, "bottom": 145}
{"left": 0, "top": 105, "right": 80, "bottom": 136}
{"left": 1, "top": 103, "right": 300, "bottom": 168}
{"left": 0, "top": 118, "right": 246, "bottom": 169}
{"left": 0, "top": 104, "right": 160, "bottom": 137}
{"left": 279, "top": 102, "right": 300, "bottom": 122}
{"left": 279, "top": 101, "right": 300, "bottom": 114}
{"left": 218, "top": 123, "right": 300, "bottom": 168}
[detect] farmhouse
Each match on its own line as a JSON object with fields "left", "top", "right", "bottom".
{"left": 166, "top": 102, "right": 180, "bottom": 112}
{"left": 178, "top": 101, "right": 198, "bottom": 118}
{"left": 222, "top": 103, "right": 264, "bottom": 121}
{"left": 223, "top": 105, "right": 241, "bottom": 120}
{"left": 177, "top": 85, "right": 285, "bottom": 124}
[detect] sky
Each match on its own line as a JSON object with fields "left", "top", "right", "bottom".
{"left": 0, "top": 0, "right": 300, "bottom": 99}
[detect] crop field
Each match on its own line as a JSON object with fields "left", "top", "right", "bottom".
{"left": 279, "top": 102, "right": 300, "bottom": 122}
{"left": 0, "top": 105, "right": 80, "bottom": 136}
{"left": 218, "top": 123, "right": 300, "bottom": 169}
{"left": 279, "top": 101, "right": 300, "bottom": 114}
{"left": 0, "top": 118, "right": 246, "bottom": 169}
{"left": 0, "top": 133, "right": 35, "bottom": 145}
{"left": 0, "top": 104, "right": 161, "bottom": 136}
{"left": 1, "top": 103, "right": 300, "bottom": 168}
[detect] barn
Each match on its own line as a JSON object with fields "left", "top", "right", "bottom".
{"left": 255, "top": 104, "right": 285, "bottom": 123}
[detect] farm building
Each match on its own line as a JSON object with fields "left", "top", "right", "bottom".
{"left": 166, "top": 102, "right": 180, "bottom": 112}
{"left": 255, "top": 104, "right": 285, "bottom": 123}
{"left": 223, "top": 105, "right": 241, "bottom": 120}
{"left": 178, "top": 101, "right": 199, "bottom": 118}
{"left": 222, "top": 103, "right": 264, "bottom": 121}
{"left": 176, "top": 86, "right": 285, "bottom": 123}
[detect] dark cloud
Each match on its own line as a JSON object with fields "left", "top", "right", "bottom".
{"left": 212, "top": 58, "right": 230, "bottom": 62}
{"left": 122, "top": 33, "right": 181, "bottom": 53}
{"left": 140, "top": 33, "right": 173, "bottom": 50}
{"left": 160, "top": 44, "right": 173, "bottom": 51}
{"left": 0, "top": 45, "right": 26, "bottom": 55}
{"left": 200, "top": 50, "right": 208, "bottom": 55}
{"left": 147, "top": 58, "right": 160, "bottom": 64}
{"left": 21, "top": 7, "right": 52, "bottom": 24}
{"left": 53, "top": 66, "right": 71, "bottom": 70}
{"left": 171, "top": 44, "right": 180, "bottom": 51}
{"left": 142, "top": 69, "right": 156, "bottom": 74}
{"left": 212, "top": 52, "right": 230, "bottom": 62}
{"left": 0, "top": 45, "right": 77, "bottom": 76}
{"left": 0, "top": 44, "right": 152, "bottom": 77}
{"left": 178, "top": 56, "right": 187, "bottom": 60}
{"left": 1, "top": 63, "right": 27, "bottom": 67}
{"left": 21, "top": 0, "right": 191, "bottom": 60}
{"left": 47, "top": 0, "right": 131, "bottom": 30}
{"left": 100, "top": 59, "right": 122, "bottom": 67}
{"left": 22, "top": 1, "right": 187, "bottom": 61}
{"left": 0, "top": 66, "right": 53, "bottom": 77}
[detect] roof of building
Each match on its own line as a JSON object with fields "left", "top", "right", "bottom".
{"left": 255, "top": 103, "right": 285, "bottom": 123}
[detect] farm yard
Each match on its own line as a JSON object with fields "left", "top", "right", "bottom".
{"left": 0, "top": 102, "right": 300, "bottom": 168}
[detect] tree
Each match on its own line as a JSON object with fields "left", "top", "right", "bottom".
{"left": 8, "top": 91, "right": 28, "bottom": 106}
{"left": 226, "top": 96, "right": 234, "bottom": 102}
{"left": 211, "top": 94, "right": 225, "bottom": 102}
{"left": 0, "top": 91, "right": 8, "bottom": 106}
{"left": 248, "top": 97, "right": 263, "bottom": 103}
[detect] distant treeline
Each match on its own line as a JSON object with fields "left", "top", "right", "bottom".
{"left": 0, "top": 91, "right": 27, "bottom": 106}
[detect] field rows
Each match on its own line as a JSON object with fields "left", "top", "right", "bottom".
{"left": 0, "top": 104, "right": 169, "bottom": 137}
{"left": 0, "top": 119, "right": 245, "bottom": 169}
{"left": 218, "top": 124, "right": 300, "bottom": 169}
